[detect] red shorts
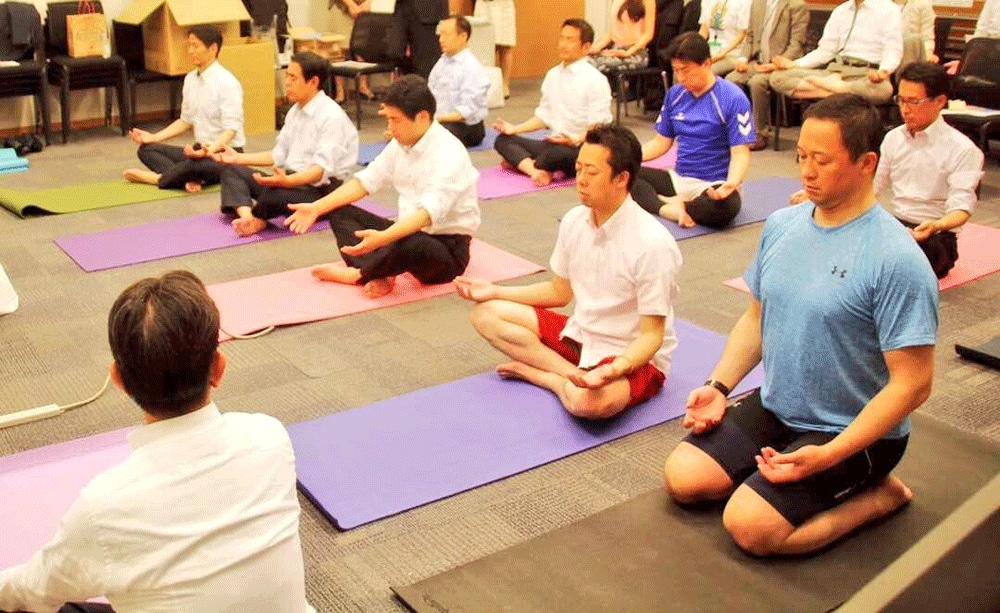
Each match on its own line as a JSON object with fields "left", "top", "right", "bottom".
{"left": 534, "top": 307, "right": 666, "bottom": 408}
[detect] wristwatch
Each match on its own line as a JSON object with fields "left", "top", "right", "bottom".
{"left": 704, "top": 379, "right": 731, "bottom": 397}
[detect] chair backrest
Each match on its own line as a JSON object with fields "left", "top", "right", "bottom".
{"left": 46, "top": 0, "right": 106, "bottom": 57}
{"left": 350, "top": 12, "right": 401, "bottom": 64}
{"left": 958, "top": 37, "right": 1000, "bottom": 83}
{"left": 112, "top": 20, "right": 144, "bottom": 72}
{"left": 0, "top": 2, "right": 44, "bottom": 62}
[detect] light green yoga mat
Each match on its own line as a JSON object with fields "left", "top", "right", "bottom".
{"left": 0, "top": 181, "right": 219, "bottom": 217}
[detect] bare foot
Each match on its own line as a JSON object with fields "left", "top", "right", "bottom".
{"left": 311, "top": 264, "right": 362, "bottom": 284}
{"left": 496, "top": 361, "right": 537, "bottom": 381}
{"left": 499, "top": 159, "right": 515, "bottom": 171}
{"left": 123, "top": 168, "right": 160, "bottom": 185}
{"left": 657, "top": 195, "right": 696, "bottom": 228}
{"left": 873, "top": 475, "right": 914, "bottom": 516}
{"left": 231, "top": 216, "right": 268, "bottom": 236}
{"left": 677, "top": 208, "right": 697, "bottom": 228}
{"left": 529, "top": 169, "right": 553, "bottom": 187}
{"left": 363, "top": 276, "right": 396, "bottom": 298}
{"left": 185, "top": 180, "right": 203, "bottom": 193}
{"left": 805, "top": 74, "right": 849, "bottom": 94}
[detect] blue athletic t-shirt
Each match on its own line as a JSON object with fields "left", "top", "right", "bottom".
{"left": 654, "top": 78, "right": 755, "bottom": 182}
{"left": 744, "top": 204, "right": 938, "bottom": 439}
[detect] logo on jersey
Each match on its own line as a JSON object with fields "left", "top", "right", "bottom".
{"left": 831, "top": 266, "right": 847, "bottom": 278}
{"left": 737, "top": 111, "right": 752, "bottom": 136}
{"left": 674, "top": 112, "right": 685, "bottom": 121}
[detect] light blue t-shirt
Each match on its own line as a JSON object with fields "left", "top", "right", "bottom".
{"left": 744, "top": 204, "right": 938, "bottom": 438}
{"left": 654, "top": 78, "right": 755, "bottom": 182}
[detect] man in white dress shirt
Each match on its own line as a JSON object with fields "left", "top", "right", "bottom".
{"left": 456, "top": 125, "right": 682, "bottom": 420}
{"left": 428, "top": 14, "right": 490, "bottom": 147}
{"left": 123, "top": 26, "right": 244, "bottom": 193}
{"left": 768, "top": 0, "right": 903, "bottom": 103}
{"left": 284, "top": 75, "right": 481, "bottom": 299}
{"left": 0, "top": 271, "right": 313, "bottom": 613}
{"left": 493, "top": 19, "right": 613, "bottom": 186}
{"left": 214, "top": 52, "right": 359, "bottom": 237}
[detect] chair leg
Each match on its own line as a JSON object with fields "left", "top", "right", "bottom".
{"left": 104, "top": 86, "right": 112, "bottom": 127}
{"left": 39, "top": 75, "right": 52, "bottom": 146}
{"left": 354, "top": 75, "right": 362, "bottom": 130}
{"left": 773, "top": 95, "right": 785, "bottom": 152}
{"left": 60, "top": 72, "right": 71, "bottom": 144}
{"left": 614, "top": 72, "right": 625, "bottom": 124}
{"left": 118, "top": 65, "right": 130, "bottom": 134}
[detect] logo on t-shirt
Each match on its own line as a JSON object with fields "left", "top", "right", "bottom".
{"left": 831, "top": 266, "right": 848, "bottom": 278}
{"left": 738, "top": 111, "right": 752, "bottom": 137}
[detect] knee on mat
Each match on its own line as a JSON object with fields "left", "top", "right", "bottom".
{"left": 662, "top": 447, "right": 720, "bottom": 504}
{"left": 563, "top": 393, "right": 618, "bottom": 420}
{"left": 721, "top": 494, "right": 785, "bottom": 556}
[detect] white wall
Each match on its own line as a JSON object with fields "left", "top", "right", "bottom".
{"left": 586, "top": 0, "right": 612, "bottom": 40}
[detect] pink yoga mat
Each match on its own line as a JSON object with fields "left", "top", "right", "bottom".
{"left": 208, "top": 240, "right": 544, "bottom": 339}
{"left": 0, "top": 428, "right": 132, "bottom": 568}
{"left": 723, "top": 223, "right": 1000, "bottom": 294}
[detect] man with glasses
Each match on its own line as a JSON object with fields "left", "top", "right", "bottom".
{"left": 768, "top": 0, "right": 902, "bottom": 103}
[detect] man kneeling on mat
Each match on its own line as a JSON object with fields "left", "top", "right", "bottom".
{"left": 123, "top": 26, "right": 244, "bottom": 193}
{"left": 0, "top": 271, "right": 314, "bottom": 613}
{"left": 664, "top": 94, "right": 938, "bottom": 556}
{"left": 213, "top": 52, "right": 358, "bottom": 237}
{"left": 284, "top": 75, "right": 480, "bottom": 299}
{"left": 456, "top": 124, "right": 682, "bottom": 419}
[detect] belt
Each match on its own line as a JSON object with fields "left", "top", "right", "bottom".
{"left": 837, "top": 56, "right": 879, "bottom": 69}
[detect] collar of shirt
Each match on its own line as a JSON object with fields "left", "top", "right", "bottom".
{"left": 443, "top": 47, "right": 473, "bottom": 64}
{"left": 402, "top": 120, "right": 442, "bottom": 155}
{"left": 586, "top": 195, "right": 637, "bottom": 237}
{"left": 560, "top": 57, "right": 591, "bottom": 74}
{"left": 128, "top": 402, "right": 222, "bottom": 450}
{"left": 905, "top": 115, "right": 945, "bottom": 141}
{"left": 297, "top": 90, "right": 328, "bottom": 118}
{"left": 196, "top": 60, "right": 222, "bottom": 80}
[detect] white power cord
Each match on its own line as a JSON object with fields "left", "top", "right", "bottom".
{"left": 221, "top": 325, "right": 276, "bottom": 340}
{"left": 0, "top": 373, "right": 112, "bottom": 431}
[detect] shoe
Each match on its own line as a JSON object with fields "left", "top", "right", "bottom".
{"left": 749, "top": 135, "right": 769, "bottom": 151}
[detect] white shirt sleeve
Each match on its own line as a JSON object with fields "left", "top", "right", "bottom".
{"left": 634, "top": 239, "right": 680, "bottom": 316}
{"left": 944, "top": 144, "right": 985, "bottom": 215}
{"left": 874, "top": 137, "right": 892, "bottom": 196}
{"left": 534, "top": 69, "right": 556, "bottom": 128}
{"left": 218, "top": 74, "right": 245, "bottom": 136}
{"left": 415, "top": 150, "right": 479, "bottom": 228}
{"left": 354, "top": 142, "right": 396, "bottom": 195}
{"left": 586, "top": 70, "right": 614, "bottom": 130}
{"left": 180, "top": 72, "right": 195, "bottom": 126}
{"left": 796, "top": 7, "right": 843, "bottom": 68}
{"left": 878, "top": 5, "right": 904, "bottom": 73}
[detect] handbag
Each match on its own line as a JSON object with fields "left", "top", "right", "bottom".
{"left": 66, "top": 0, "right": 108, "bottom": 58}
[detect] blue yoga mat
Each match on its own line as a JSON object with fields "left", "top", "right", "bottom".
{"left": 288, "top": 319, "right": 764, "bottom": 530}
{"left": 0, "top": 148, "right": 28, "bottom": 174}
{"left": 358, "top": 129, "right": 548, "bottom": 165}
{"left": 663, "top": 176, "right": 801, "bottom": 240}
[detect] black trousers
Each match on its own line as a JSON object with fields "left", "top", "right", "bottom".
{"left": 137, "top": 143, "right": 237, "bottom": 190}
{"left": 630, "top": 167, "right": 742, "bottom": 229}
{"left": 219, "top": 165, "right": 341, "bottom": 220}
{"left": 390, "top": 0, "right": 444, "bottom": 78}
{"left": 493, "top": 134, "right": 580, "bottom": 177}
{"left": 441, "top": 120, "right": 485, "bottom": 147}
{"left": 898, "top": 218, "right": 959, "bottom": 279}
{"left": 58, "top": 604, "right": 115, "bottom": 613}
{"left": 328, "top": 204, "right": 472, "bottom": 285}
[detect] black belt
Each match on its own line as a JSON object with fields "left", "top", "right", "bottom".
{"left": 837, "top": 57, "right": 879, "bottom": 69}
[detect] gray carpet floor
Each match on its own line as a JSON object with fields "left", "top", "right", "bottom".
{"left": 1, "top": 79, "right": 998, "bottom": 612}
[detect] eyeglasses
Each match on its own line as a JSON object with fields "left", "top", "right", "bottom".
{"left": 892, "top": 95, "right": 934, "bottom": 107}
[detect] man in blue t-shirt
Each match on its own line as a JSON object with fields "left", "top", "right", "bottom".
{"left": 630, "top": 32, "right": 756, "bottom": 229}
{"left": 663, "top": 94, "right": 938, "bottom": 557}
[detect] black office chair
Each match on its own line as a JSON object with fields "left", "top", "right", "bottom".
{"left": 45, "top": 1, "right": 129, "bottom": 143}
{"left": 328, "top": 12, "right": 401, "bottom": 128}
{"left": 112, "top": 20, "right": 182, "bottom": 123}
{"left": 0, "top": 3, "right": 51, "bottom": 145}
{"left": 945, "top": 37, "right": 1000, "bottom": 154}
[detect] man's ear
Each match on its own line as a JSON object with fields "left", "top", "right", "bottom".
{"left": 109, "top": 361, "right": 125, "bottom": 391}
{"left": 209, "top": 350, "right": 227, "bottom": 388}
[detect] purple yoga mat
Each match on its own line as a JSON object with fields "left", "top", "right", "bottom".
{"left": 54, "top": 199, "right": 394, "bottom": 272}
{"left": 288, "top": 319, "right": 764, "bottom": 530}
{"left": 0, "top": 428, "right": 132, "bottom": 568}
{"left": 662, "top": 176, "right": 801, "bottom": 240}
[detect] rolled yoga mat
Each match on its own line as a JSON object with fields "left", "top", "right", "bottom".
{"left": 0, "top": 180, "right": 218, "bottom": 217}
{"left": 287, "top": 319, "right": 763, "bottom": 530}
{"left": 723, "top": 222, "right": 1000, "bottom": 293}
{"left": 54, "top": 199, "right": 393, "bottom": 272}
{"left": 393, "top": 412, "right": 1000, "bottom": 613}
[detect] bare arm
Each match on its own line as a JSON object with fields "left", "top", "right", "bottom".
{"left": 726, "top": 144, "right": 750, "bottom": 186}
{"left": 642, "top": 134, "right": 675, "bottom": 162}
{"left": 153, "top": 118, "right": 192, "bottom": 142}
{"left": 277, "top": 164, "right": 325, "bottom": 188}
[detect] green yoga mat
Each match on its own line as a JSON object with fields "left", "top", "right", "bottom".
{"left": 0, "top": 181, "right": 220, "bottom": 217}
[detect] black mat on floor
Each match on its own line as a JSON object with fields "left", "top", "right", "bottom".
{"left": 393, "top": 413, "right": 1000, "bottom": 613}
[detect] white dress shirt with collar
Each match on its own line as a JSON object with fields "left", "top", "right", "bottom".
{"left": 428, "top": 47, "right": 491, "bottom": 125}
{"left": 272, "top": 90, "right": 359, "bottom": 185}
{"left": 534, "top": 58, "right": 613, "bottom": 140}
{"left": 795, "top": 0, "right": 903, "bottom": 73}
{"left": 180, "top": 60, "right": 246, "bottom": 149}
{"left": 549, "top": 196, "right": 682, "bottom": 374}
{"left": 874, "top": 116, "right": 984, "bottom": 231}
{"left": 0, "top": 403, "right": 315, "bottom": 613}
{"left": 355, "top": 121, "right": 481, "bottom": 235}
{"left": 974, "top": 0, "right": 1000, "bottom": 38}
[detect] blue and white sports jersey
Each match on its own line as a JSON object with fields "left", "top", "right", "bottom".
{"left": 654, "top": 78, "right": 755, "bottom": 182}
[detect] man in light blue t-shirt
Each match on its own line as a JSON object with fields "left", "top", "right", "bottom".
{"left": 663, "top": 94, "right": 938, "bottom": 557}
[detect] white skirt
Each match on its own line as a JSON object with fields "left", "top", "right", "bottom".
{"left": 474, "top": 0, "right": 517, "bottom": 47}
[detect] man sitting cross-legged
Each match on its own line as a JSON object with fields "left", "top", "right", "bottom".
{"left": 456, "top": 124, "right": 682, "bottom": 419}
{"left": 428, "top": 14, "right": 491, "bottom": 147}
{"left": 284, "top": 75, "right": 480, "bottom": 299}
{"left": 213, "top": 52, "right": 358, "bottom": 236}
{"left": 123, "top": 25, "right": 244, "bottom": 193}
{"left": 492, "top": 18, "right": 612, "bottom": 186}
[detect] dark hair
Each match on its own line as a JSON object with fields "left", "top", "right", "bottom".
{"left": 445, "top": 14, "right": 472, "bottom": 40}
{"left": 617, "top": 0, "right": 646, "bottom": 22}
{"left": 803, "top": 94, "right": 884, "bottom": 162}
{"left": 382, "top": 74, "right": 437, "bottom": 119}
{"left": 290, "top": 51, "right": 328, "bottom": 85}
{"left": 666, "top": 31, "right": 711, "bottom": 64}
{"left": 584, "top": 124, "right": 642, "bottom": 189}
{"left": 898, "top": 61, "right": 950, "bottom": 99}
{"left": 188, "top": 25, "right": 223, "bottom": 54}
{"left": 562, "top": 18, "right": 595, "bottom": 46}
{"left": 108, "top": 270, "right": 220, "bottom": 418}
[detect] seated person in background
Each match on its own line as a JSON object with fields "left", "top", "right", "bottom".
{"left": 213, "top": 52, "right": 358, "bottom": 237}
{"left": 792, "top": 62, "right": 984, "bottom": 278}
{"left": 699, "top": 0, "right": 752, "bottom": 76}
{"left": 894, "top": 0, "right": 937, "bottom": 67}
{"left": 945, "top": 0, "right": 999, "bottom": 74}
{"left": 0, "top": 271, "right": 314, "bottom": 613}
{"left": 123, "top": 26, "right": 244, "bottom": 193}
{"left": 284, "top": 75, "right": 480, "bottom": 299}
{"left": 726, "top": 0, "right": 808, "bottom": 150}
{"left": 493, "top": 19, "right": 612, "bottom": 186}
{"left": 769, "top": 0, "right": 902, "bottom": 104}
{"left": 428, "top": 14, "right": 490, "bottom": 147}
{"left": 632, "top": 32, "right": 754, "bottom": 228}
{"left": 457, "top": 125, "right": 682, "bottom": 420}
{"left": 664, "top": 94, "right": 938, "bottom": 557}
{"left": 589, "top": 0, "right": 656, "bottom": 73}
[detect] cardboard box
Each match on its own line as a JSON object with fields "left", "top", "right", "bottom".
{"left": 116, "top": 0, "right": 250, "bottom": 76}
{"left": 219, "top": 38, "right": 276, "bottom": 136}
